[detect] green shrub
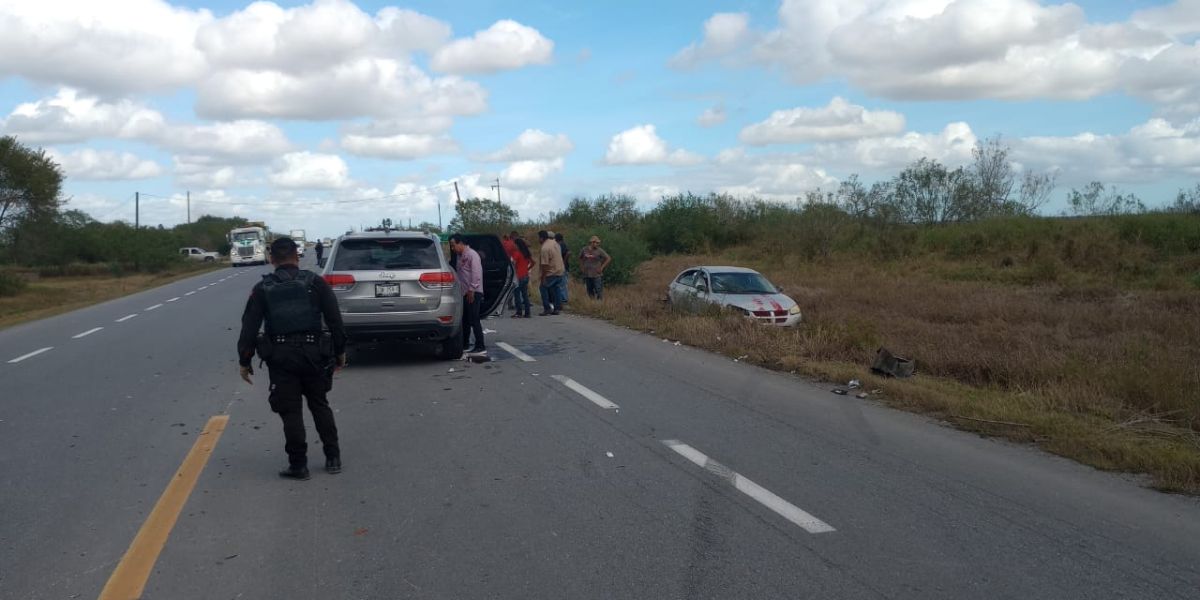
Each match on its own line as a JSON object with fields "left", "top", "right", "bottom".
{"left": 0, "top": 271, "right": 27, "bottom": 297}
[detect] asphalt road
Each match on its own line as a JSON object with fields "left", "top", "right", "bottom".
{"left": 2, "top": 256, "right": 1199, "bottom": 599}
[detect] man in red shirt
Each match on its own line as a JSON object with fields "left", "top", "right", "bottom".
{"left": 508, "top": 234, "right": 534, "bottom": 318}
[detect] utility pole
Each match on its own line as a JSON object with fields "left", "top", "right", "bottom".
{"left": 491, "top": 178, "right": 501, "bottom": 205}
{"left": 134, "top": 192, "right": 140, "bottom": 271}
{"left": 186, "top": 190, "right": 190, "bottom": 224}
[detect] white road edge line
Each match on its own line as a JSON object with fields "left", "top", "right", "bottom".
{"left": 145, "top": 304, "right": 163, "bottom": 311}
{"left": 115, "top": 314, "right": 138, "bottom": 323}
{"left": 8, "top": 347, "right": 53, "bottom": 364}
{"left": 496, "top": 342, "right": 536, "bottom": 362}
{"left": 662, "top": 440, "right": 835, "bottom": 534}
{"left": 551, "top": 375, "right": 618, "bottom": 410}
{"left": 73, "top": 327, "right": 104, "bottom": 339}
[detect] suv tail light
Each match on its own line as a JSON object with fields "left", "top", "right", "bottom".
{"left": 324, "top": 274, "right": 356, "bottom": 290}
{"left": 419, "top": 271, "right": 455, "bottom": 289}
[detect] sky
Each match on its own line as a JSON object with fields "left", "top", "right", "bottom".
{"left": 1, "top": 0, "right": 1199, "bottom": 239}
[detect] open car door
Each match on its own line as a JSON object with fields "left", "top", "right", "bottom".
{"left": 459, "top": 234, "right": 516, "bottom": 317}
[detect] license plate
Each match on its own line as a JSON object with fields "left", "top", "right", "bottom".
{"left": 375, "top": 283, "right": 401, "bottom": 297}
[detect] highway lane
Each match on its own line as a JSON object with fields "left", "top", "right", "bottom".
{"left": 2, "top": 259, "right": 1199, "bottom": 599}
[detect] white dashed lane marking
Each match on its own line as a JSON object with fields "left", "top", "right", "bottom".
{"left": 115, "top": 314, "right": 138, "bottom": 323}
{"left": 145, "top": 304, "right": 163, "bottom": 311}
{"left": 167, "top": 297, "right": 180, "bottom": 302}
{"left": 198, "top": 286, "right": 208, "bottom": 291}
{"left": 184, "top": 291, "right": 195, "bottom": 296}
{"left": 73, "top": 327, "right": 104, "bottom": 339}
{"left": 497, "top": 342, "right": 536, "bottom": 362}
{"left": 662, "top": 440, "right": 835, "bottom": 534}
{"left": 8, "top": 347, "right": 53, "bottom": 364}
{"left": 551, "top": 375, "right": 619, "bottom": 410}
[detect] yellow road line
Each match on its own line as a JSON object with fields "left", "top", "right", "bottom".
{"left": 98, "top": 415, "right": 229, "bottom": 600}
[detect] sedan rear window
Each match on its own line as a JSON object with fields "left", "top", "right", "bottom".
{"left": 333, "top": 238, "right": 440, "bottom": 271}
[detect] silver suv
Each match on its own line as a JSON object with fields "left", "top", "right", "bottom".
{"left": 320, "top": 231, "right": 512, "bottom": 359}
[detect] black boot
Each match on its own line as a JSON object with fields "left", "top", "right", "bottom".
{"left": 278, "top": 465, "right": 311, "bottom": 480}
{"left": 325, "top": 457, "right": 342, "bottom": 474}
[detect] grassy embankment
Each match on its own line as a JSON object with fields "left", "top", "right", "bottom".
{"left": 560, "top": 215, "right": 1200, "bottom": 493}
{"left": 0, "top": 261, "right": 227, "bottom": 330}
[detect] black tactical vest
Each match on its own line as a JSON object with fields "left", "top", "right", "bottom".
{"left": 261, "top": 269, "right": 323, "bottom": 336}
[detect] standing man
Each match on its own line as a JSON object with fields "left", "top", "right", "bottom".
{"left": 579, "top": 235, "right": 612, "bottom": 300}
{"left": 314, "top": 239, "right": 325, "bottom": 265}
{"left": 554, "top": 232, "right": 570, "bottom": 305}
{"left": 238, "top": 237, "right": 347, "bottom": 481}
{"left": 501, "top": 232, "right": 518, "bottom": 312}
{"left": 537, "top": 230, "right": 565, "bottom": 315}
{"left": 450, "top": 234, "right": 487, "bottom": 357}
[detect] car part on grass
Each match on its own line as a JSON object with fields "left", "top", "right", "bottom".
{"left": 872, "top": 347, "right": 915, "bottom": 378}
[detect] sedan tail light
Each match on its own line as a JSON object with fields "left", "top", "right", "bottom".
{"left": 323, "top": 274, "right": 356, "bottom": 290}
{"left": 419, "top": 271, "right": 455, "bottom": 289}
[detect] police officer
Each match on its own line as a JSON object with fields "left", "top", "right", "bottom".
{"left": 237, "top": 237, "right": 347, "bottom": 480}
{"left": 314, "top": 239, "right": 324, "bottom": 264}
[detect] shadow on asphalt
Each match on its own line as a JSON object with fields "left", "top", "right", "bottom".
{"left": 345, "top": 340, "right": 446, "bottom": 370}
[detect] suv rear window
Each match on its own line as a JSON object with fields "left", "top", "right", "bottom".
{"left": 333, "top": 238, "right": 440, "bottom": 271}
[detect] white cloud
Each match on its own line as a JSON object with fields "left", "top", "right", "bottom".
{"left": 697, "top": 105, "right": 727, "bottom": 127}
{"left": 811, "top": 122, "right": 978, "bottom": 170}
{"left": 49, "top": 149, "right": 162, "bottom": 180}
{"left": 173, "top": 157, "right": 241, "bottom": 189}
{"left": 269, "top": 152, "right": 352, "bottom": 189}
{"left": 1012, "top": 117, "right": 1200, "bottom": 183}
{"left": 341, "top": 133, "right": 458, "bottom": 160}
{"left": 0, "top": 0, "right": 211, "bottom": 94}
{"left": 740, "top": 97, "right": 906, "bottom": 144}
{"left": 1131, "top": 0, "right": 1200, "bottom": 38}
{"left": 375, "top": 7, "right": 453, "bottom": 54}
{"left": 0, "top": 88, "right": 291, "bottom": 163}
{"left": 717, "top": 161, "right": 838, "bottom": 201}
{"left": 166, "top": 120, "right": 293, "bottom": 162}
{"left": 196, "top": 58, "right": 488, "bottom": 120}
{"left": 502, "top": 158, "right": 564, "bottom": 187}
{"left": 431, "top": 20, "right": 554, "bottom": 74}
{"left": 675, "top": 0, "right": 1199, "bottom": 116}
{"left": 1, "top": 88, "right": 166, "bottom": 144}
{"left": 486, "top": 129, "right": 574, "bottom": 161}
{"left": 603, "top": 124, "right": 703, "bottom": 166}
{"left": 670, "top": 13, "right": 752, "bottom": 68}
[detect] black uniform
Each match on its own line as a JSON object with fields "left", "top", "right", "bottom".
{"left": 237, "top": 264, "right": 347, "bottom": 469}
{"left": 314, "top": 241, "right": 324, "bottom": 263}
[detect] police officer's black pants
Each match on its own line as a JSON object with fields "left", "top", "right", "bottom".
{"left": 267, "top": 346, "right": 339, "bottom": 467}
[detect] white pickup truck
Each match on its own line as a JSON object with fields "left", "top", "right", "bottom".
{"left": 180, "top": 247, "right": 221, "bottom": 262}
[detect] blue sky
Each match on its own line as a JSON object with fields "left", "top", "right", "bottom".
{"left": 2, "top": 0, "right": 1198, "bottom": 238}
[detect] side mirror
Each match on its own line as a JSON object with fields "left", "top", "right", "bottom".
{"left": 776, "top": 285, "right": 785, "bottom": 293}
{"left": 696, "top": 282, "right": 708, "bottom": 293}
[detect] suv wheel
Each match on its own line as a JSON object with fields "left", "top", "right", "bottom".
{"left": 436, "top": 332, "right": 464, "bottom": 360}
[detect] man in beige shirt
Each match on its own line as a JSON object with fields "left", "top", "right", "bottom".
{"left": 537, "top": 230, "right": 565, "bottom": 315}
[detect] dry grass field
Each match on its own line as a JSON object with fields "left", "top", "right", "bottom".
{"left": 562, "top": 252, "right": 1200, "bottom": 493}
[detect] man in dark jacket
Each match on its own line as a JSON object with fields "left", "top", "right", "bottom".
{"left": 238, "top": 237, "right": 347, "bottom": 480}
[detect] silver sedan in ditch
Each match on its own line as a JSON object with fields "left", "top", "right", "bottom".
{"left": 667, "top": 266, "right": 801, "bottom": 326}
